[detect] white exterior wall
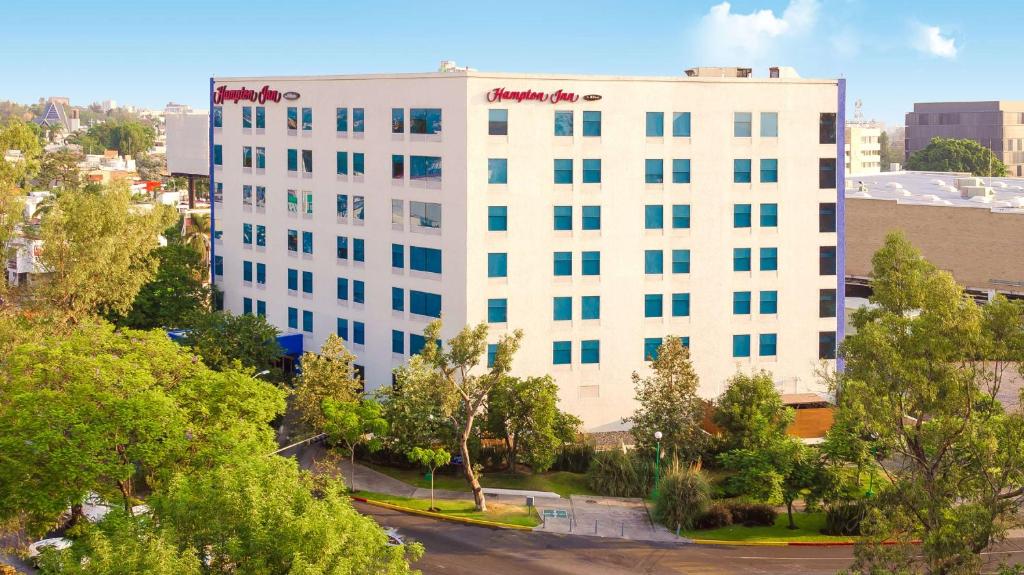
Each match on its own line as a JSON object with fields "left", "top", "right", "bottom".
{"left": 213, "top": 71, "right": 839, "bottom": 431}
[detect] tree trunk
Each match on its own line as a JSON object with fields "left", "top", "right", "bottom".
{"left": 505, "top": 436, "right": 516, "bottom": 473}
{"left": 460, "top": 413, "right": 486, "bottom": 512}
{"left": 429, "top": 469, "right": 436, "bottom": 511}
{"left": 188, "top": 175, "right": 196, "bottom": 210}
{"left": 786, "top": 500, "right": 796, "bottom": 530}
{"left": 350, "top": 448, "right": 357, "bottom": 492}
{"left": 117, "top": 478, "right": 133, "bottom": 514}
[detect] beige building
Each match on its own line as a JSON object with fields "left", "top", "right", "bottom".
{"left": 844, "top": 124, "right": 881, "bottom": 175}
{"left": 906, "top": 101, "right": 1024, "bottom": 176}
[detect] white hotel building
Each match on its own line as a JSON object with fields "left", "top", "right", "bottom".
{"left": 210, "top": 66, "right": 844, "bottom": 431}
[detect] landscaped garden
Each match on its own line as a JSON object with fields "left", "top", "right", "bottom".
{"left": 353, "top": 491, "right": 541, "bottom": 528}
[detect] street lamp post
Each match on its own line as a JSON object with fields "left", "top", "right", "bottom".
{"left": 652, "top": 431, "right": 663, "bottom": 499}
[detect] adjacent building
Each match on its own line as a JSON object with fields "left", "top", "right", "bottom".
{"left": 905, "top": 101, "right": 1024, "bottom": 176}
{"left": 844, "top": 124, "right": 881, "bottom": 175}
{"left": 210, "top": 66, "right": 844, "bottom": 430}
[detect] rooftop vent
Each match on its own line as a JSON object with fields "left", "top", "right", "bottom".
{"left": 438, "top": 60, "right": 474, "bottom": 73}
{"left": 684, "top": 67, "right": 752, "bottom": 78}
{"left": 769, "top": 66, "right": 800, "bottom": 78}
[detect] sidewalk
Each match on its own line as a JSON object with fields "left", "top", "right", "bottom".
{"left": 533, "top": 495, "right": 681, "bottom": 543}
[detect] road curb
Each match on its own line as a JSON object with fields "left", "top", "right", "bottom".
{"left": 352, "top": 497, "right": 536, "bottom": 531}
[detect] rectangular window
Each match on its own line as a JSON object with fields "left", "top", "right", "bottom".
{"left": 254, "top": 185, "right": 266, "bottom": 207}
{"left": 243, "top": 260, "right": 253, "bottom": 282}
{"left": 552, "top": 341, "right": 571, "bottom": 365}
{"left": 581, "top": 295, "right": 600, "bottom": 320}
{"left": 391, "top": 108, "right": 404, "bottom": 133}
{"left": 336, "top": 236, "right": 348, "bottom": 259}
{"left": 819, "top": 203, "right": 837, "bottom": 233}
{"left": 353, "top": 321, "right": 364, "bottom": 345}
{"left": 353, "top": 198, "right": 364, "bottom": 222}
{"left": 581, "top": 251, "right": 600, "bottom": 276}
{"left": 410, "top": 156, "right": 442, "bottom": 181}
{"left": 760, "top": 112, "right": 778, "bottom": 137}
{"left": 409, "top": 246, "right": 442, "bottom": 274}
{"left": 213, "top": 145, "right": 222, "bottom": 166}
{"left": 212, "top": 106, "right": 222, "bottom": 128}
{"left": 644, "top": 294, "right": 663, "bottom": 318}
{"left": 410, "top": 108, "right": 442, "bottom": 134}
{"left": 392, "top": 154, "right": 404, "bottom": 180}
{"left": 287, "top": 107, "right": 298, "bottom": 130}
{"left": 242, "top": 146, "right": 253, "bottom": 168}
{"left": 392, "top": 330, "right": 405, "bottom": 354}
{"left": 819, "top": 158, "right": 837, "bottom": 189}
{"left": 645, "top": 159, "right": 664, "bottom": 184}
{"left": 553, "top": 252, "right": 572, "bottom": 276}
{"left": 553, "top": 206, "right": 572, "bottom": 231}
{"left": 646, "top": 112, "right": 664, "bottom": 137}
{"left": 255, "top": 107, "right": 265, "bottom": 129}
{"left": 488, "top": 253, "right": 508, "bottom": 278}
{"left": 645, "top": 250, "right": 663, "bottom": 274}
{"left": 392, "top": 287, "right": 404, "bottom": 311}
{"left": 733, "top": 334, "right": 751, "bottom": 358}
{"left": 353, "top": 238, "right": 364, "bottom": 262}
{"left": 820, "top": 113, "right": 837, "bottom": 144}
{"left": 391, "top": 244, "right": 404, "bottom": 269}
{"left": 255, "top": 147, "right": 265, "bottom": 169}
{"left": 243, "top": 297, "right": 253, "bottom": 316}
{"left": 410, "top": 201, "right": 442, "bottom": 229}
{"left": 353, "top": 280, "right": 365, "bottom": 304}
{"left": 820, "top": 246, "right": 837, "bottom": 275}
{"left": 352, "top": 108, "right": 364, "bottom": 132}
{"left": 553, "top": 297, "right": 571, "bottom": 321}
{"left": 671, "top": 159, "right": 691, "bottom": 184}
{"left": 302, "top": 191, "right": 313, "bottom": 215}
{"left": 286, "top": 229, "right": 297, "bottom": 252}
{"left": 288, "top": 268, "right": 298, "bottom": 291}
{"left": 760, "top": 247, "right": 778, "bottom": 271}
{"left": 733, "top": 204, "right": 752, "bottom": 228}
{"left": 256, "top": 263, "right": 266, "bottom": 285}
{"left": 302, "top": 107, "right": 312, "bottom": 131}
{"left": 734, "top": 112, "right": 752, "bottom": 137}
{"left": 287, "top": 307, "right": 298, "bottom": 329}
{"left": 302, "top": 270, "right": 313, "bottom": 294}
{"left": 213, "top": 182, "right": 223, "bottom": 203}
{"left": 488, "top": 206, "right": 507, "bottom": 231}
{"left": 672, "top": 249, "right": 690, "bottom": 274}
{"left": 554, "top": 110, "right": 573, "bottom": 136}
{"left": 337, "top": 277, "right": 348, "bottom": 300}
{"left": 256, "top": 300, "right": 265, "bottom": 317}
{"left": 581, "top": 340, "right": 600, "bottom": 364}
{"left": 582, "top": 206, "right": 601, "bottom": 230}
{"left": 286, "top": 189, "right": 298, "bottom": 213}
{"left": 672, "top": 293, "right": 690, "bottom": 317}
{"left": 733, "top": 248, "right": 751, "bottom": 271}
{"left": 819, "top": 289, "right": 837, "bottom": 318}
{"left": 759, "top": 333, "right": 777, "bottom": 356}
{"left": 644, "top": 337, "right": 662, "bottom": 361}
{"left": 554, "top": 159, "right": 573, "bottom": 184}
{"left": 582, "top": 159, "right": 601, "bottom": 183}
{"left": 287, "top": 149, "right": 297, "bottom": 172}
{"left": 337, "top": 318, "right": 348, "bottom": 341}
{"left": 336, "top": 152, "right": 348, "bottom": 175}
{"left": 487, "top": 343, "right": 497, "bottom": 366}
{"left": 645, "top": 205, "right": 664, "bottom": 229}
{"left": 672, "top": 204, "right": 691, "bottom": 229}
{"left": 488, "top": 158, "right": 508, "bottom": 184}
{"left": 302, "top": 311, "right": 312, "bottom": 334}
{"left": 582, "top": 111, "right": 601, "bottom": 137}
{"left": 733, "top": 291, "right": 751, "bottom": 315}
{"left": 302, "top": 231, "right": 313, "bottom": 255}
{"left": 760, "top": 290, "right": 778, "bottom": 314}
{"left": 734, "top": 159, "right": 752, "bottom": 183}
{"left": 488, "top": 109, "right": 508, "bottom": 135}
{"left": 409, "top": 290, "right": 442, "bottom": 318}
{"left": 819, "top": 331, "right": 837, "bottom": 359}
{"left": 391, "top": 199, "right": 403, "bottom": 226}
{"left": 255, "top": 225, "right": 265, "bottom": 247}
{"left": 243, "top": 223, "right": 253, "bottom": 245}
{"left": 242, "top": 106, "right": 252, "bottom": 129}
{"left": 672, "top": 112, "right": 691, "bottom": 137}
{"left": 487, "top": 298, "right": 508, "bottom": 323}
{"left": 242, "top": 185, "right": 253, "bottom": 206}
{"left": 760, "top": 203, "right": 778, "bottom": 227}
{"left": 353, "top": 153, "right": 364, "bottom": 175}
{"left": 760, "top": 159, "right": 779, "bottom": 183}
{"left": 301, "top": 150, "right": 313, "bottom": 174}
{"left": 336, "top": 108, "right": 348, "bottom": 132}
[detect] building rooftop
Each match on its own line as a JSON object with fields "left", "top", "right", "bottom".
{"left": 846, "top": 171, "right": 1024, "bottom": 214}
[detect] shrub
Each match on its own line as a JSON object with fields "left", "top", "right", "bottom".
{"left": 654, "top": 460, "right": 711, "bottom": 531}
{"left": 585, "top": 449, "right": 656, "bottom": 497}
{"left": 552, "top": 443, "right": 594, "bottom": 473}
{"left": 695, "top": 503, "right": 733, "bottom": 529}
{"left": 823, "top": 501, "right": 866, "bottom": 536}
{"left": 477, "top": 444, "right": 506, "bottom": 470}
{"left": 727, "top": 502, "right": 777, "bottom": 526}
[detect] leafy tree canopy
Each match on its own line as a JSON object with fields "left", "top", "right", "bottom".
{"left": 292, "top": 334, "right": 361, "bottom": 432}
{"left": 181, "top": 310, "right": 283, "bottom": 374}
{"left": 906, "top": 137, "right": 1007, "bottom": 176}
{"left": 487, "top": 375, "right": 580, "bottom": 473}
{"left": 113, "top": 244, "right": 209, "bottom": 330}
{"left": 713, "top": 371, "right": 794, "bottom": 453}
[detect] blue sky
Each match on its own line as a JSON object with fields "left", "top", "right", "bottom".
{"left": 0, "top": 0, "right": 1017, "bottom": 127}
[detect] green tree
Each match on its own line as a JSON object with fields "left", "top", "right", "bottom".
{"left": 114, "top": 244, "right": 209, "bottom": 329}
{"left": 377, "top": 354, "right": 459, "bottom": 455}
{"left": 36, "top": 148, "right": 83, "bottom": 191}
{"left": 180, "top": 213, "right": 210, "bottom": 281}
{"left": 322, "top": 398, "right": 389, "bottom": 492}
{"left": 134, "top": 152, "right": 165, "bottom": 181}
{"left": 416, "top": 321, "right": 522, "bottom": 511}
{"left": 181, "top": 310, "right": 283, "bottom": 373}
{"left": 625, "top": 337, "right": 707, "bottom": 461}
{"left": 0, "top": 117, "right": 44, "bottom": 190}
{"left": 486, "top": 375, "right": 579, "bottom": 473}
{"left": 713, "top": 371, "right": 794, "bottom": 452}
{"left": 906, "top": 137, "right": 1007, "bottom": 176}
{"left": 292, "top": 334, "right": 361, "bottom": 432}
{"left": 36, "top": 182, "right": 175, "bottom": 322}
{"left": 837, "top": 232, "right": 1024, "bottom": 575}
{"left": 406, "top": 447, "right": 451, "bottom": 511}
{"left": 82, "top": 119, "right": 156, "bottom": 158}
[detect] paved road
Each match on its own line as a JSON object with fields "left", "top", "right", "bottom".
{"left": 356, "top": 502, "right": 1024, "bottom": 575}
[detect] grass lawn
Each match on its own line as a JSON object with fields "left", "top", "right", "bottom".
{"left": 681, "top": 512, "right": 854, "bottom": 543}
{"left": 354, "top": 490, "right": 541, "bottom": 527}
{"left": 364, "top": 462, "right": 595, "bottom": 498}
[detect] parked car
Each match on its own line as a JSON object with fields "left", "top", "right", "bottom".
{"left": 26, "top": 537, "right": 71, "bottom": 563}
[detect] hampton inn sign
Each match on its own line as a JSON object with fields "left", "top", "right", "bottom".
{"left": 213, "top": 85, "right": 300, "bottom": 105}
{"left": 486, "top": 87, "right": 601, "bottom": 104}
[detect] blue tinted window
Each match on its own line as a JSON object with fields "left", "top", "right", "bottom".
{"left": 392, "top": 287, "right": 404, "bottom": 311}
{"left": 646, "top": 112, "right": 664, "bottom": 137}
{"left": 410, "top": 108, "right": 442, "bottom": 135}
{"left": 287, "top": 149, "right": 298, "bottom": 172}
{"left": 582, "top": 159, "right": 601, "bottom": 183}
{"left": 353, "top": 321, "right": 364, "bottom": 344}
{"left": 410, "top": 156, "right": 442, "bottom": 181}
{"left": 302, "top": 271, "right": 313, "bottom": 294}
{"left": 734, "top": 204, "right": 752, "bottom": 228}
{"left": 391, "top": 108, "right": 404, "bottom": 133}
{"left": 336, "top": 108, "right": 348, "bottom": 132}
{"left": 554, "top": 159, "right": 573, "bottom": 184}
{"left": 286, "top": 229, "right": 297, "bottom": 252}
{"left": 243, "top": 260, "right": 252, "bottom": 282}
{"left": 760, "top": 112, "right": 778, "bottom": 137}
{"left": 353, "top": 280, "right": 364, "bottom": 304}
{"left": 410, "top": 246, "right": 442, "bottom": 274}
{"left": 760, "top": 203, "right": 778, "bottom": 227}
{"left": 242, "top": 106, "right": 252, "bottom": 128}
{"left": 733, "top": 248, "right": 752, "bottom": 271}
{"left": 256, "top": 300, "right": 265, "bottom": 317}
{"left": 820, "top": 246, "right": 837, "bottom": 275}
{"left": 581, "top": 296, "right": 600, "bottom": 320}
{"left": 581, "top": 340, "right": 600, "bottom": 364}
{"left": 353, "top": 238, "right": 364, "bottom": 262}
{"left": 337, "top": 277, "right": 348, "bottom": 300}
{"left": 212, "top": 107, "right": 222, "bottom": 128}
{"left": 582, "top": 206, "right": 601, "bottom": 230}
{"left": 644, "top": 337, "right": 662, "bottom": 361}
{"left": 488, "top": 158, "right": 508, "bottom": 184}
{"left": 734, "top": 112, "right": 752, "bottom": 137}
{"left": 302, "top": 310, "right": 313, "bottom": 333}
{"left": 487, "top": 344, "right": 498, "bottom": 368}
{"left": 553, "top": 252, "right": 572, "bottom": 276}
{"left": 672, "top": 159, "right": 691, "bottom": 184}
{"left": 734, "top": 159, "right": 752, "bottom": 183}
{"left": 287, "top": 107, "right": 298, "bottom": 130}
{"left": 554, "top": 110, "right": 573, "bottom": 136}
{"left": 336, "top": 194, "right": 348, "bottom": 217}
{"left": 672, "top": 293, "right": 690, "bottom": 317}
{"left": 488, "top": 253, "right": 507, "bottom": 278}
{"left": 553, "top": 341, "right": 571, "bottom": 365}
{"left": 353, "top": 153, "right": 364, "bottom": 175}
{"left": 760, "top": 333, "right": 777, "bottom": 356}
{"left": 672, "top": 112, "right": 691, "bottom": 137}
{"left": 213, "top": 145, "right": 222, "bottom": 165}
{"left": 760, "top": 290, "right": 778, "bottom": 314}
{"left": 553, "top": 297, "right": 572, "bottom": 321}
{"left": 553, "top": 206, "right": 572, "bottom": 230}
{"left": 242, "top": 223, "right": 252, "bottom": 245}
{"left": 645, "top": 159, "right": 664, "bottom": 184}
{"left": 410, "top": 333, "right": 426, "bottom": 355}
{"left": 733, "top": 291, "right": 751, "bottom": 315}
{"left": 733, "top": 334, "right": 751, "bottom": 357}
{"left": 645, "top": 205, "right": 663, "bottom": 229}
{"left": 644, "top": 294, "right": 663, "bottom": 318}
{"left": 302, "top": 231, "right": 313, "bottom": 254}
{"left": 760, "top": 247, "right": 778, "bottom": 271}
{"left": 337, "top": 318, "right": 348, "bottom": 341}
{"left": 409, "top": 290, "right": 442, "bottom": 318}
{"left": 760, "top": 159, "right": 779, "bottom": 183}
{"left": 287, "top": 307, "right": 298, "bottom": 329}
{"left": 392, "top": 243, "right": 404, "bottom": 269}
{"left": 672, "top": 250, "right": 690, "bottom": 274}
{"left": 302, "top": 107, "right": 312, "bottom": 131}
{"left": 487, "top": 298, "right": 508, "bottom": 323}
{"left": 645, "top": 250, "right": 663, "bottom": 274}
{"left": 488, "top": 109, "right": 508, "bottom": 135}
{"left": 352, "top": 108, "right": 364, "bottom": 132}
{"left": 336, "top": 152, "right": 348, "bottom": 175}
{"left": 672, "top": 205, "right": 690, "bottom": 229}
{"left": 336, "top": 236, "right": 348, "bottom": 259}
{"left": 582, "top": 111, "right": 601, "bottom": 137}
{"left": 287, "top": 268, "right": 298, "bottom": 291}
{"left": 256, "top": 263, "right": 265, "bottom": 284}
{"left": 488, "top": 206, "right": 508, "bottom": 231}
{"left": 392, "top": 330, "right": 405, "bottom": 354}
{"left": 243, "top": 297, "right": 252, "bottom": 315}
{"left": 581, "top": 251, "right": 600, "bottom": 276}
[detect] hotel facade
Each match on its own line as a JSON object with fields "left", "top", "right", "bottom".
{"left": 209, "top": 67, "right": 844, "bottom": 431}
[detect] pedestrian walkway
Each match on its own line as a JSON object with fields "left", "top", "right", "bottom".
{"left": 534, "top": 495, "right": 681, "bottom": 543}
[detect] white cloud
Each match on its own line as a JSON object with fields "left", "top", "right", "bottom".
{"left": 695, "top": 0, "right": 820, "bottom": 64}
{"left": 914, "top": 24, "right": 957, "bottom": 59}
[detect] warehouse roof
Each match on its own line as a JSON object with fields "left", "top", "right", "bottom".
{"left": 846, "top": 171, "right": 1024, "bottom": 214}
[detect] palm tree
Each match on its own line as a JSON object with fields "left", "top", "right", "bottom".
{"left": 182, "top": 213, "right": 211, "bottom": 282}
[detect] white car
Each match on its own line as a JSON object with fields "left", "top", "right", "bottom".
{"left": 27, "top": 537, "right": 72, "bottom": 559}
